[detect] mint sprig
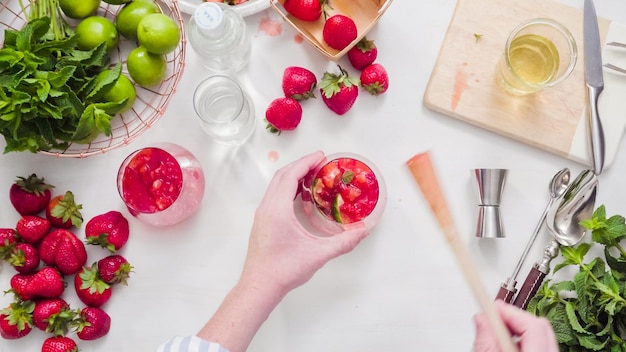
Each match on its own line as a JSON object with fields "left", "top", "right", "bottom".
{"left": 527, "top": 205, "right": 626, "bottom": 351}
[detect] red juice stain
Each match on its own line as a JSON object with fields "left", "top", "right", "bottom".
{"left": 259, "top": 15, "right": 282, "bottom": 36}
{"left": 451, "top": 68, "right": 469, "bottom": 111}
{"left": 268, "top": 150, "right": 279, "bottom": 162}
{"left": 294, "top": 34, "right": 304, "bottom": 44}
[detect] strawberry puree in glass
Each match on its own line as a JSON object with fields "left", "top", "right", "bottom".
{"left": 295, "top": 153, "right": 387, "bottom": 236}
{"left": 117, "top": 143, "right": 205, "bottom": 227}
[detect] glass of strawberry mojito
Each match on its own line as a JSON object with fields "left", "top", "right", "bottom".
{"left": 297, "top": 153, "right": 387, "bottom": 236}
{"left": 117, "top": 143, "right": 205, "bottom": 227}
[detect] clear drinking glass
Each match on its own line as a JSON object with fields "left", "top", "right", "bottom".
{"left": 496, "top": 18, "right": 577, "bottom": 95}
{"left": 193, "top": 75, "right": 255, "bottom": 145}
{"left": 295, "top": 153, "right": 387, "bottom": 236}
{"left": 117, "top": 143, "right": 205, "bottom": 227}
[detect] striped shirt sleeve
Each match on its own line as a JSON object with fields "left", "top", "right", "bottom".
{"left": 156, "top": 335, "right": 230, "bottom": 352}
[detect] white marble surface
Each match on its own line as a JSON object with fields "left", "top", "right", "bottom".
{"left": 1, "top": 1, "right": 626, "bottom": 351}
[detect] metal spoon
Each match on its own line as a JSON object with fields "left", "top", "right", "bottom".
{"left": 512, "top": 169, "right": 598, "bottom": 309}
{"left": 547, "top": 169, "right": 598, "bottom": 246}
{"left": 495, "top": 168, "right": 570, "bottom": 303}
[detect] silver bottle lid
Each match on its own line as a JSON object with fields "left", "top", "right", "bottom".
{"left": 194, "top": 2, "right": 224, "bottom": 31}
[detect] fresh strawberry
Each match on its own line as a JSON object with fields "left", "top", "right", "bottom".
{"left": 33, "top": 298, "right": 77, "bottom": 336}
{"left": 9, "top": 174, "right": 54, "bottom": 216}
{"left": 85, "top": 210, "right": 130, "bottom": 253}
{"left": 8, "top": 243, "right": 40, "bottom": 274}
{"left": 16, "top": 215, "right": 51, "bottom": 244}
{"left": 282, "top": 66, "right": 317, "bottom": 101}
{"left": 360, "top": 63, "right": 389, "bottom": 95}
{"left": 0, "top": 228, "right": 19, "bottom": 260}
{"left": 8, "top": 274, "right": 32, "bottom": 301}
{"left": 74, "top": 307, "right": 111, "bottom": 340}
{"left": 97, "top": 255, "right": 133, "bottom": 285}
{"left": 40, "top": 229, "right": 87, "bottom": 276}
{"left": 74, "top": 264, "right": 112, "bottom": 307}
{"left": 0, "top": 300, "right": 34, "bottom": 339}
{"left": 265, "top": 98, "right": 303, "bottom": 134}
{"left": 347, "top": 36, "right": 378, "bottom": 70}
{"left": 46, "top": 191, "right": 83, "bottom": 229}
{"left": 319, "top": 65, "right": 360, "bottom": 115}
{"left": 42, "top": 336, "right": 79, "bottom": 352}
{"left": 10, "top": 267, "right": 65, "bottom": 301}
{"left": 283, "top": 0, "right": 326, "bottom": 21}
{"left": 322, "top": 14, "right": 357, "bottom": 51}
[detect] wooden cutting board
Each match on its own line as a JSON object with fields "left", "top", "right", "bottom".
{"left": 424, "top": 0, "right": 626, "bottom": 169}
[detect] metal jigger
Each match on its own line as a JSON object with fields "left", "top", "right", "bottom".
{"left": 472, "top": 169, "right": 508, "bottom": 238}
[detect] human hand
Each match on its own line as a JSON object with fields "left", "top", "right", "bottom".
{"left": 239, "top": 150, "right": 370, "bottom": 297}
{"left": 473, "top": 300, "right": 558, "bottom": 352}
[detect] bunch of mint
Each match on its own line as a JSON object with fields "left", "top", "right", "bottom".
{"left": 0, "top": 17, "right": 126, "bottom": 153}
{"left": 528, "top": 205, "right": 626, "bottom": 351}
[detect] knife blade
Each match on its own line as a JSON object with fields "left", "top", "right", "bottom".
{"left": 584, "top": 0, "right": 606, "bottom": 175}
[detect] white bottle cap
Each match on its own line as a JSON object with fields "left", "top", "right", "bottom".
{"left": 194, "top": 2, "right": 224, "bottom": 30}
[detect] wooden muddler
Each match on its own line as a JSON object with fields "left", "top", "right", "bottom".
{"left": 406, "top": 152, "right": 518, "bottom": 352}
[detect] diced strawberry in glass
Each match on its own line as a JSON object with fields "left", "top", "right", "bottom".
{"left": 121, "top": 148, "right": 183, "bottom": 214}
{"left": 312, "top": 157, "right": 379, "bottom": 224}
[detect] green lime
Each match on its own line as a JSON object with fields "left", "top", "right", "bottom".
{"left": 76, "top": 16, "right": 119, "bottom": 52}
{"left": 104, "top": 74, "right": 137, "bottom": 113}
{"left": 127, "top": 46, "right": 166, "bottom": 87}
{"left": 137, "top": 13, "right": 180, "bottom": 55}
{"left": 59, "top": 0, "right": 101, "bottom": 19}
{"left": 102, "top": 0, "right": 131, "bottom": 4}
{"left": 115, "top": 1, "right": 161, "bottom": 41}
{"left": 332, "top": 194, "right": 344, "bottom": 223}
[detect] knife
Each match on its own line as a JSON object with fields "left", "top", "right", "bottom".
{"left": 584, "top": 0, "right": 606, "bottom": 175}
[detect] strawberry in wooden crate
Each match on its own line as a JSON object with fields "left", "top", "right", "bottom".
{"left": 323, "top": 14, "right": 357, "bottom": 51}
{"left": 284, "top": 0, "right": 326, "bottom": 21}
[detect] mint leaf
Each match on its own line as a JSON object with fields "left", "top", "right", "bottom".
{"left": 71, "top": 103, "right": 115, "bottom": 143}
{"left": 593, "top": 215, "right": 626, "bottom": 246}
{"left": 48, "top": 66, "right": 76, "bottom": 89}
{"left": 0, "top": 48, "right": 24, "bottom": 70}
{"left": 577, "top": 334, "right": 609, "bottom": 351}
{"left": 565, "top": 301, "right": 588, "bottom": 334}
{"left": 562, "top": 243, "right": 591, "bottom": 266}
{"left": 85, "top": 63, "right": 121, "bottom": 101}
{"left": 605, "top": 247, "right": 626, "bottom": 272}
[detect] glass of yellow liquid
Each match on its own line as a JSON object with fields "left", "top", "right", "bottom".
{"left": 497, "top": 18, "right": 577, "bottom": 95}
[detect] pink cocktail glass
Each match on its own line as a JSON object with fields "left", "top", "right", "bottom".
{"left": 295, "top": 153, "right": 387, "bottom": 236}
{"left": 117, "top": 143, "right": 205, "bottom": 227}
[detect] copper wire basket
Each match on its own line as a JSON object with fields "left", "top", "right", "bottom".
{"left": 0, "top": 0, "right": 186, "bottom": 158}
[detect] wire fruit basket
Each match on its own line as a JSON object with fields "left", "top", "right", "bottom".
{"left": 0, "top": 0, "right": 186, "bottom": 158}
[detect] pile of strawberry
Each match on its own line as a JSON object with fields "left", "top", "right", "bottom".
{"left": 0, "top": 174, "right": 133, "bottom": 351}
{"left": 265, "top": 1, "right": 388, "bottom": 133}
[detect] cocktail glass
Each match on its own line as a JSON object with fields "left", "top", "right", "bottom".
{"left": 117, "top": 143, "right": 205, "bottom": 227}
{"left": 295, "top": 153, "right": 387, "bottom": 236}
